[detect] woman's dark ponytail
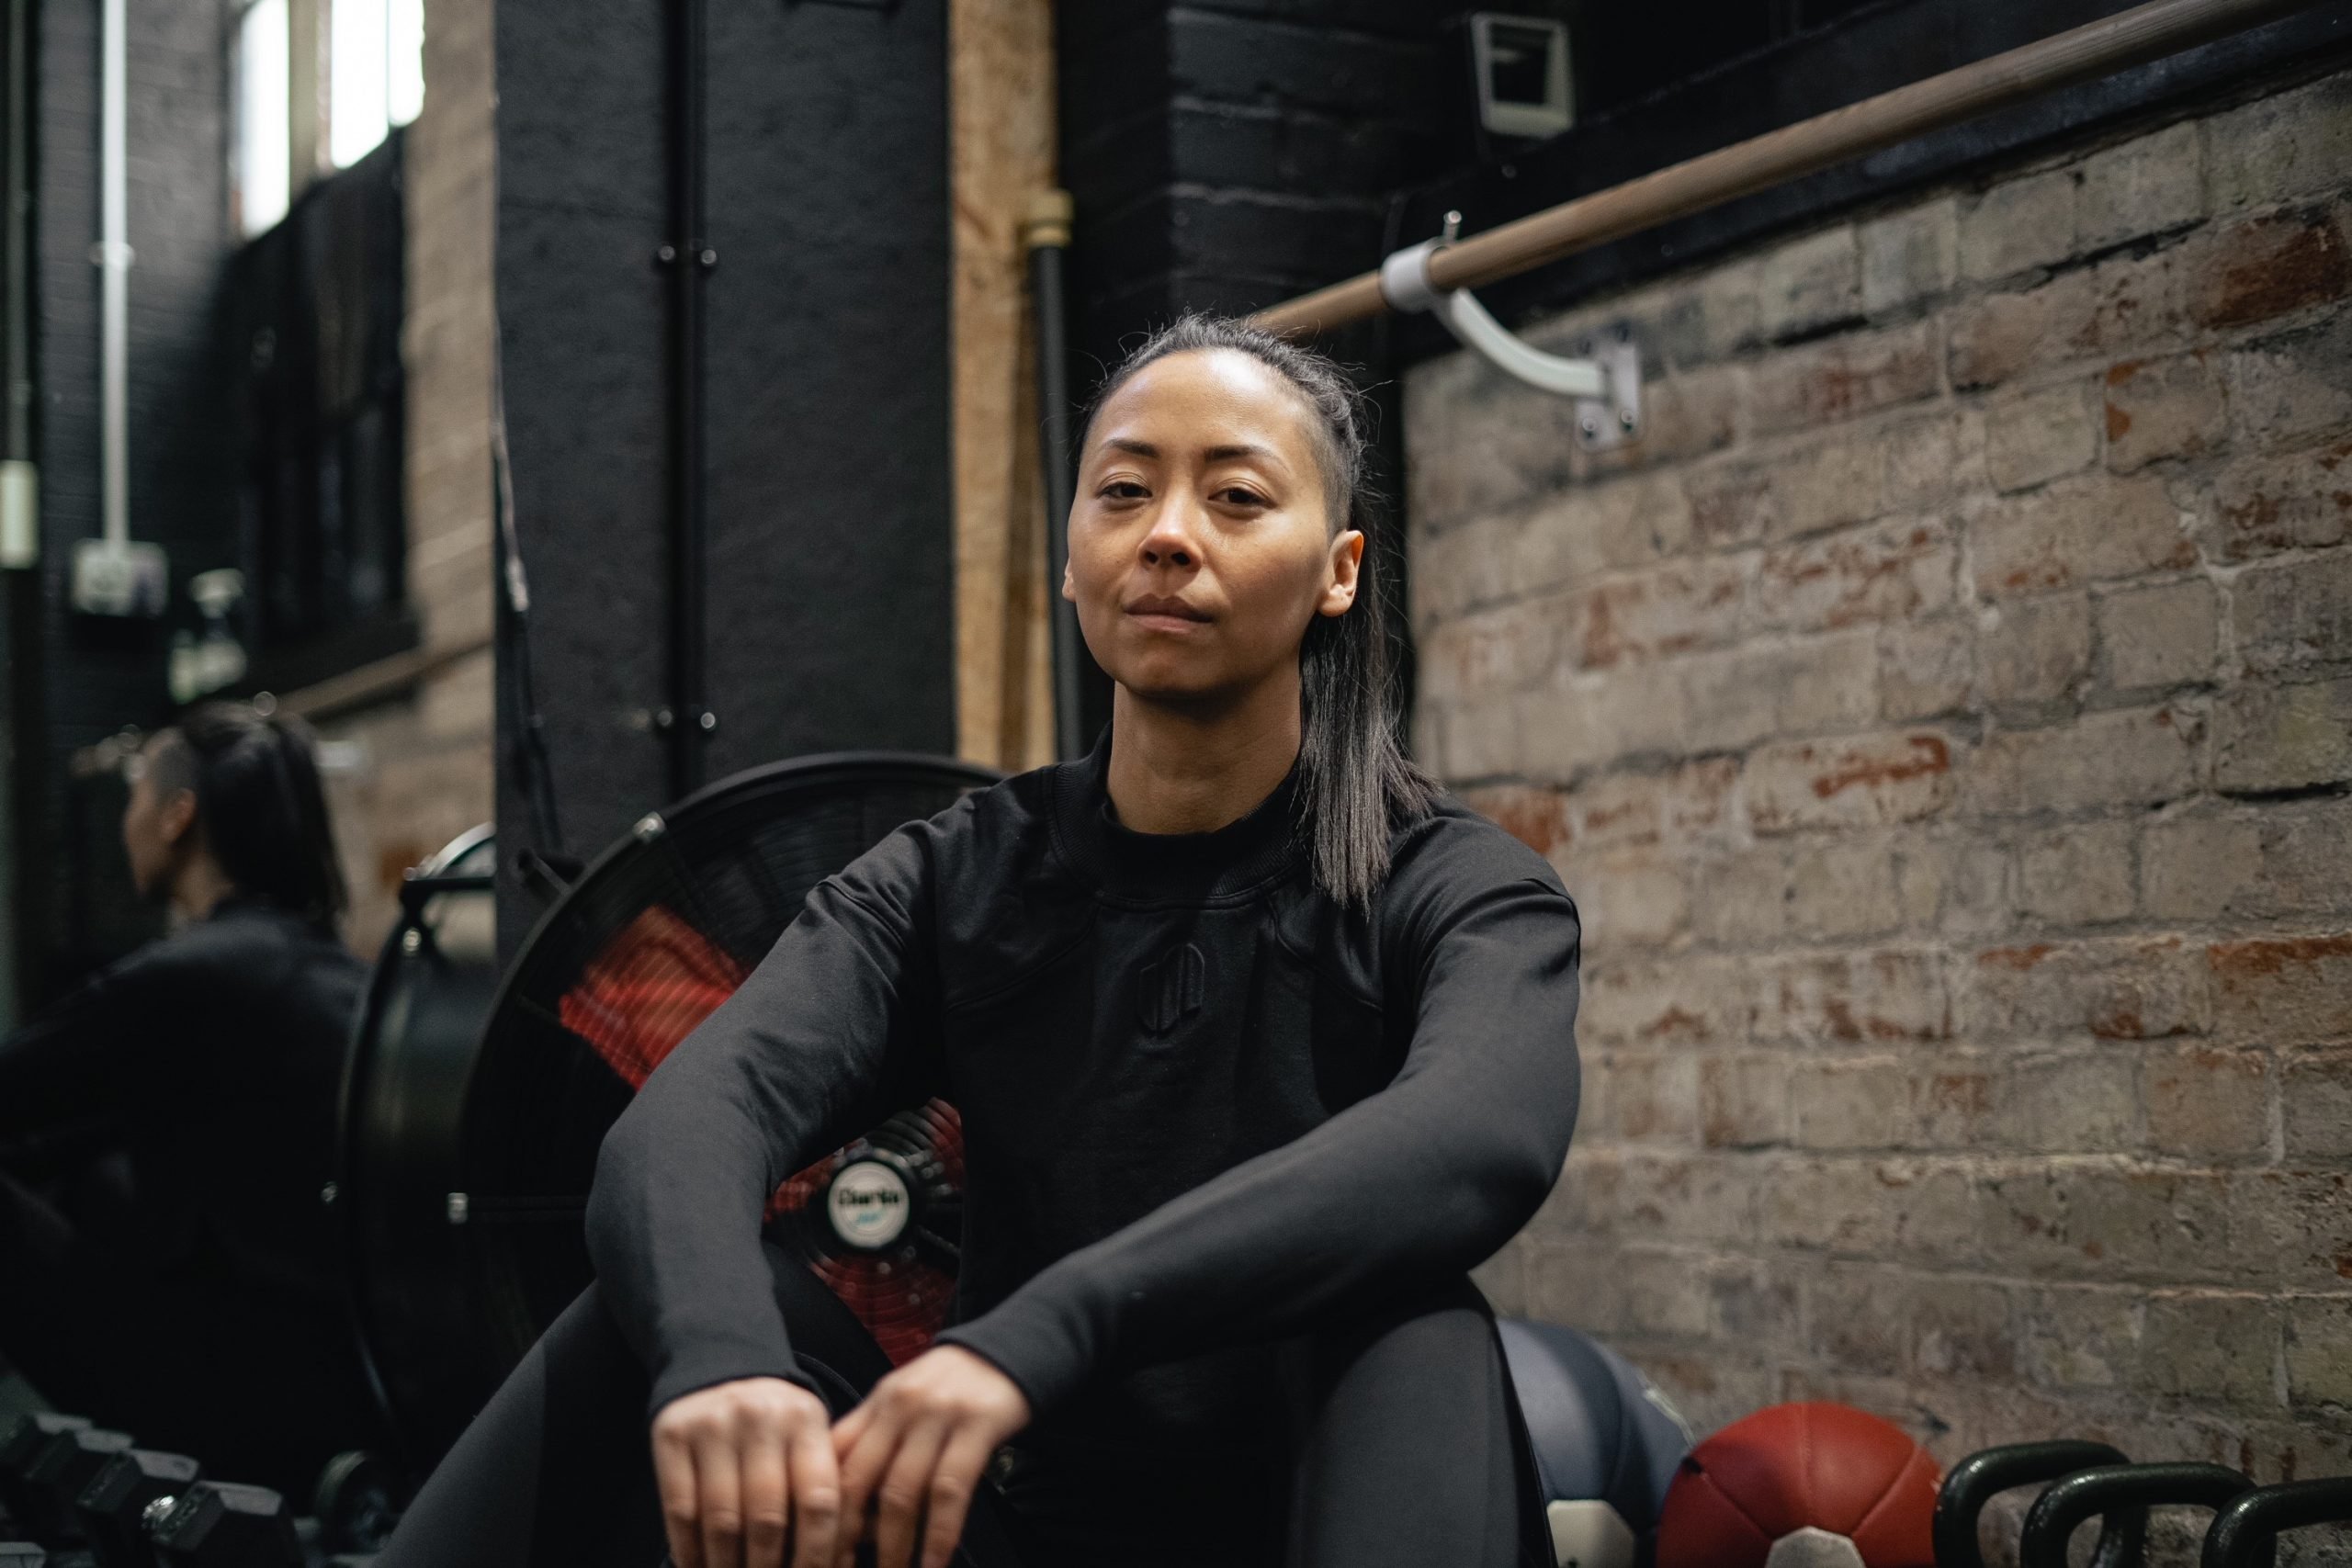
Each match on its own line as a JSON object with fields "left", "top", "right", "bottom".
{"left": 151, "top": 701, "right": 348, "bottom": 929}
{"left": 1086, "top": 314, "right": 1438, "bottom": 906}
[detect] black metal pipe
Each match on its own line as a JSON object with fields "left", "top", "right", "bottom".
{"left": 662, "top": 0, "right": 709, "bottom": 799}
{"left": 1024, "top": 190, "right": 1081, "bottom": 761}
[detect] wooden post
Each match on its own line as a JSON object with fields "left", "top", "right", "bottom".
{"left": 949, "top": 0, "right": 1057, "bottom": 773}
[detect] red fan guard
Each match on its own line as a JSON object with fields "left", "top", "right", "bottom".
{"left": 559, "top": 904, "right": 961, "bottom": 1365}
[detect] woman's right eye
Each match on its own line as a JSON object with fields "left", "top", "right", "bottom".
{"left": 1099, "top": 480, "right": 1148, "bottom": 501}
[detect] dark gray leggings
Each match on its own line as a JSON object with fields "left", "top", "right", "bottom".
{"left": 377, "top": 1245, "right": 1535, "bottom": 1568}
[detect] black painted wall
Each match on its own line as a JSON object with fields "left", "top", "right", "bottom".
{"left": 492, "top": 0, "right": 954, "bottom": 945}
{"left": 10, "top": 0, "right": 239, "bottom": 999}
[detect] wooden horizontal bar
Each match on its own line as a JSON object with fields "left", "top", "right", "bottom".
{"left": 1251, "top": 0, "right": 2321, "bottom": 338}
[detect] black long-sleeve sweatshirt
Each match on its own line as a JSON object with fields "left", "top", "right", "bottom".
{"left": 0, "top": 896, "right": 364, "bottom": 1292}
{"left": 583, "top": 738, "right": 1582, "bottom": 1458}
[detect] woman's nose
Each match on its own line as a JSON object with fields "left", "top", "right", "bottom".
{"left": 1138, "top": 501, "right": 1200, "bottom": 567}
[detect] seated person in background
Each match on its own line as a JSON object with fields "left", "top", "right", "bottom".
{"left": 0, "top": 700, "right": 378, "bottom": 1493}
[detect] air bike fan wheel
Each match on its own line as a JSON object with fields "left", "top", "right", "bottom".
{"left": 345, "top": 752, "right": 996, "bottom": 1468}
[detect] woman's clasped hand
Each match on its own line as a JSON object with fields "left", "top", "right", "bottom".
{"left": 650, "top": 1346, "right": 1032, "bottom": 1568}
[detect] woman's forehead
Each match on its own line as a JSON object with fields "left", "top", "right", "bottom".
{"left": 1094, "top": 348, "right": 1318, "bottom": 456}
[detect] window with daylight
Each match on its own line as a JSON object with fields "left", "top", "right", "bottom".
{"left": 232, "top": 0, "right": 424, "bottom": 238}
{"left": 330, "top": 0, "right": 425, "bottom": 169}
{"left": 232, "top": 0, "right": 290, "bottom": 237}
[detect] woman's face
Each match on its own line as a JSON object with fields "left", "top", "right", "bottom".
{"left": 1065, "top": 347, "right": 1363, "bottom": 706}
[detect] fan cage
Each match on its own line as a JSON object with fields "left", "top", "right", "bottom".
{"left": 458, "top": 753, "right": 1000, "bottom": 1370}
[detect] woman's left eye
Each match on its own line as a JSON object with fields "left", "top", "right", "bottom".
{"left": 1216, "top": 487, "right": 1268, "bottom": 508}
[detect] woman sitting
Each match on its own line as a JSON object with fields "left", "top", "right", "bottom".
{"left": 0, "top": 702, "right": 377, "bottom": 1492}
{"left": 380, "top": 315, "right": 1583, "bottom": 1568}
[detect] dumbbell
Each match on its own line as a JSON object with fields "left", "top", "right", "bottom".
{"left": 2202, "top": 1476, "right": 2352, "bottom": 1568}
{"left": 0, "top": 1415, "right": 91, "bottom": 1537}
{"left": 74, "top": 1449, "right": 199, "bottom": 1568}
{"left": 18, "top": 1426, "right": 134, "bottom": 1544}
{"left": 1934, "top": 1440, "right": 2145, "bottom": 1568}
{"left": 145, "top": 1483, "right": 300, "bottom": 1567}
{"left": 2020, "top": 1462, "right": 2254, "bottom": 1568}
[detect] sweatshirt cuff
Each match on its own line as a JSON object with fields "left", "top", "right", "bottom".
{"left": 933, "top": 1305, "right": 1091, "bottom": 1420}
{"left": 646, "top": 1340, "right": 820, "bottom": 1422}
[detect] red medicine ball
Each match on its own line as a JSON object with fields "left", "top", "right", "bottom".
{"left": 1655, "top": 1402, "right": 1939, "bottom": 1568}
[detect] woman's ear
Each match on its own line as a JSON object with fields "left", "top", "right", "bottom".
{"left": 1061, "top": 559, "right": 1077, "bottom": 603}
{"left": 1318, "top": 529, "right": 1365, "bottom": 617}
{"left": 157, "top": 787, "right": 199, "bottom": 848}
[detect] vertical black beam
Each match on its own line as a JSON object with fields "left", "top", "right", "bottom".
{"left": 662, "top": 0, "right": 708, "bottom": 800}
{"left": 0, "top": 0, "right": 32, "bottom": 1025}
{"left": 1025, "top": 195, "right": 1082, "bottom": 762}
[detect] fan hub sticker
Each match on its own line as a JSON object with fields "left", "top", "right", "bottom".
{"left": 827, "top": 1159, "right": 913, "bottom": 1249}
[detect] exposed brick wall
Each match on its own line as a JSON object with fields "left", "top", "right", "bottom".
{"left": 314, "top": 0, "right": 495, "bottom": 953}
{"left": 1407, "top": 64, "right": 2352, "bottom": 1560}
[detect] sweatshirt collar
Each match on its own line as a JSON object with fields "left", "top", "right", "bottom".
{"left": 1051, "top": 727, "right": 1305, "bottom": 902}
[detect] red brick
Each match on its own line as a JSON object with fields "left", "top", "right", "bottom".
{"left": 1985, "top": 379, "right": 2100, "bottom": 492}
{"left": 1966, "top": 704, "right": 2206, "bottom": 815}
{"left": 2098, "top": 577, "right": 2219, "bottom": 692}
{"left": 1566, "top": 558, "right": 1747, "bottom": 671}
{"left": 1415, "top": 595, "right": 1566, "bottom": 703}
{"left": 2189, "top": 206, "right": 2352, "bottom": 331}
{"left": 2145, "top": 1044, "right": 2276, "bottom": 1161}
{"left": 1460, "top": 784, "right": 1570, "bottom": 857}
{"left": 1983, "top": 1163, "right": 2270, "bottom": 1284}
{"left": 1978, "top": 592, "right": 2092, "bottom": 705}
{"left": 1750, "top": 321, "right": 1940, "bottom": 434}
{"left": 2282, "top": 1046, "right": 2352, "bottom": 1161}
{"left": 1699, "top": 1054, "right": 1792, "bottom": 1149}
{"left": 1686, "top": 441, "right": 1885, "bottom": 547}
{"left": 2208, "top": 929, "right": 2352, "bottom": 1044}
{"left": 1601, "top": 1052, "right": 1700, "bottom": 1145}
{"left": 1948, "top": 248, "right": 2185, "bottom": 391}
{"left": 2103, "top": 352, "right": 2226, "bottom": 473}
{"left": 2200, "top": 435, "right": 2352, "bottom": 560}
{"left": 1750, "top": 514, "right": 1959, "bottom": 635}
{"left": 1745, "top": 730, "right": 1959, "bottom": 833}
{"left": 1961, "top": 936, "right": 2211, "bottom": 1043}
{"left": 1970, "top": 474, "right": 2196, "bottom": 598}
{"left": 1753, "top": 948, "right": 1951, "bottom": 1045}
{"left": 1580, "top": 954, "right": 1753, "bottom": 1052}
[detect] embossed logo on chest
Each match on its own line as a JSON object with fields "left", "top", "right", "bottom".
{"left": 1136, "top": 942, "right": 1206, "bottom": 1033}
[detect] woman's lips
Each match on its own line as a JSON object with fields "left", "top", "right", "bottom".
{"left": 1125, "top": 595, "right": 1211, "bottom": 629}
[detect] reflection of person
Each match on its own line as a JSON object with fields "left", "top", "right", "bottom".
{"left": 0, "top": 701, "right": 376, "bottom": 1492}
{"left": 381, "top": 316, "right": 1581, "bottom": 1568}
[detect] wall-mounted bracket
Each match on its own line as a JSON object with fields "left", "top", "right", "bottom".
{"left": 1377, "top": 215, "right": 1642, "bottom": 448}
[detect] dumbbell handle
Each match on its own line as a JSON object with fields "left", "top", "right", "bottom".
{"left": 1934, "top": 1441, "right": 2143, "bottom": 1568}
{"left": 2022, "top": 1463, "right": 2252, "bottom": 1568}
{"left": 2201, "top": 1477, "right": 2352, "bottom": 1568}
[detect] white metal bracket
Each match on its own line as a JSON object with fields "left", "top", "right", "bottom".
{"left": 1380, "top": 214, "right": 1642, "bottom": 448}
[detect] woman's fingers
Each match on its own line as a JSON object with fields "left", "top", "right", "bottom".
{"left": 737, "top": 1416, "right": 788, "bottom": 1568}
{"left": 694, "top": 1425, "right": 747, "bottom": 1568}
{"left": 786, "top": 1414, "right": 842, "bottom": 1568}
{"left": 871, "top": 1419, "right": 948, "bottom": 1568}
{"left": 917, "top": 1427, "right": 998, "bottom": 1568}
{"left": 831, "top": 1398, "right": 900, "bottom": 1564}
{"left": 652, "top": 1423, "right": 705, "bottom": 1568}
